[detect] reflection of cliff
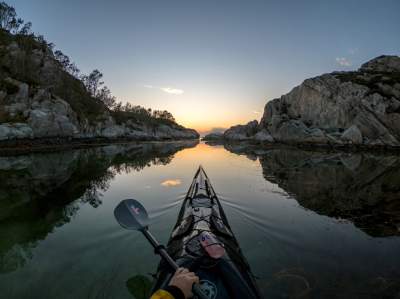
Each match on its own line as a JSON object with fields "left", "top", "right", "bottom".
{"left": 0, "top": 140, "right": 198, "bottom": 273}
{"left": 225, "top": 144, "right": 400, "bottom": 237}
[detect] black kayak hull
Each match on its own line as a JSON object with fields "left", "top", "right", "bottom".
{"left": 152, "top": 166, "right": 261, "bottom": 299}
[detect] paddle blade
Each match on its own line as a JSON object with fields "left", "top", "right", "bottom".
{"left": 114, "top": 199, "right": 149, "bottom": 230}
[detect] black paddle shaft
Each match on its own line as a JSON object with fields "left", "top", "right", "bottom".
{"left": 142, "top": 228, "right": 179, "bottom": 270}
{"left": 141, "top": 228, "right": 209, "bottom": 299}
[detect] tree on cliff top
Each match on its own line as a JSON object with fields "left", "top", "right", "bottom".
{"left": 0, "top": 2, "right": 31, "bottom": 34}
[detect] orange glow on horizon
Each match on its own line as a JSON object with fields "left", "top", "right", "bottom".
{"left": 176, "top": 115, "right": 259, "bottom": 134}
{"left": 154, "top": 94, "right": 262, "bottom": 134}
{"left": 122, "top": 88, "right": 264, "bottom": 134}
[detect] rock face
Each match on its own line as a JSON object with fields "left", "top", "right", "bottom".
{"left": 224, "top": 55, "right": 400, "bottom": 148}
{"left": 0, "top": 31, "right": 199, "bottom": 142}
{"left": 224, "top": 120, "right": 259, "bottom": 141}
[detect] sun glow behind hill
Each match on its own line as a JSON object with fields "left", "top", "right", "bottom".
{"left": 137, "top": 90, "right": 264, "bottom": 135}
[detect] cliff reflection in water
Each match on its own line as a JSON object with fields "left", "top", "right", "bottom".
{"left": 0, "top": 141, "right": 198, "bottom": 273}
{"left": 223, "top": 143, "right": 400, "bottom": 237}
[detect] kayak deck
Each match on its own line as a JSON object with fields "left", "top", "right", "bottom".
{"left": 152, "top": 166, "right": 261, "bottom": 299}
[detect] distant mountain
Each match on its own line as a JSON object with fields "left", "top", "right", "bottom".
{"left": 223, "top": 55, "right": 400, "bottom": 148}
{"left": 203, "top": 132, "right": 224, "bottom": 141}
{"left": 200, "top": 127, "right": 227, "bottom": 138}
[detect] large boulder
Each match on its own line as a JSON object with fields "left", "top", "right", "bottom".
{"left": 341, "top": 125, "right": 363, "bottom": 144}
{"left": 253, "top": 129, "right": 274, "bottom": 143}
{"left": 26, "top": 97, "right": 80, "bottom": 138}
{"left": 271, "top": 120, "right": 330, "bottom": 144}
{"left": 273, "top": 120, "right": 310, "bottom": 142}
{"left": 224, "top": 120, "right": 259, "bottom": 141}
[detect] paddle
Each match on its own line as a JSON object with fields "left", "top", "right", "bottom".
{"left": 114, "top": 198, "right": 210, "bottom": 299}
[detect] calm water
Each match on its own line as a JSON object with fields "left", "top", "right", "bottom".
{"left": 0, "top": 141, "right": 400, "bottom": 298}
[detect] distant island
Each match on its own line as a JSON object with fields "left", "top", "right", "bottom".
{"left": 205, "top": 55, "right": 400, "bottom": 149}
{"left": 0, "top": 2, "right": 199, "bottom": 150}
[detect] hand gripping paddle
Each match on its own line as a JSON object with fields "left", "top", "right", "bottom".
{"left": 114, "top": 199, "right": 209, "bottom": 299}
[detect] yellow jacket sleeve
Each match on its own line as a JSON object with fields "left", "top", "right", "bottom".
{"left": 150, "top": 289, "right": 175, "bottom": 299}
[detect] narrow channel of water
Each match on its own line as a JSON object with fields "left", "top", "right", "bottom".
{"left": 0, "top": 141, "right": 399, "bottom": 298}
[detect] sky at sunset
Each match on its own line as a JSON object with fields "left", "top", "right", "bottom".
{"left": 9, "top": 0, "right": 400, "bottom": 134}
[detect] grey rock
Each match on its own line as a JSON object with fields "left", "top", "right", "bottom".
{"left": 101, "top": 125, "right": 125, "bottom": 138}
{"left": 28, "top": 109, "right": 56, "bottom": 137}
{"left": 27, "top": 98, "right": 80, "bottom": 138}
{"left": 154, "top": 125, "right": 199, "bottom": 139}
{"left": 254, "top": 130, "right": 274, "bottom": 142}
{"left": 0, "top": 123, "right": 33, "bottom": 140}
{"left": 273, "top": 120, "right": 310, "bottom": 143}
{"left": 125, "top": 129, "right": 148, "bottom": 138}
{"left": 224, "top": 120, "right": 258, "bottom": 140}
{"left": 341, "top": 125, "right": 363, "bottom": 144}
{"left": 0, "top": 125, "right": 11, "bottom": 140}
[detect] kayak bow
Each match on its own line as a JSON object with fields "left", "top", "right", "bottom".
{"left": 152, "top": 166, "right": 261, "bottom": 299}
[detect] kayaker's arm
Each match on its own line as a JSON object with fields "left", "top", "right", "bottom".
{"left": 150, "top": 268, "right": 199, "bottom": 299}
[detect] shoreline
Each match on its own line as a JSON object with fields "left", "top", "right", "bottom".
{"left": 0, "top": 137, "right": 200, "bottom": 156}
{"left": 203, "top": 139, "right": 400, "bottom": 154}
{"left": 1, "top": 136, "right": 400, "bottom": 156}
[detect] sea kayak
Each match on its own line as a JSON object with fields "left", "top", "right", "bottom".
{"left": 152, "top": 166, "right": 261, "bottom": 299}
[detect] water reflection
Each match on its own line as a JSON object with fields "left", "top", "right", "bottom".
{"left": 0, "top": 141, "right": 399, "bottom": 299}
{"left": 160, "top": 179, "right": 182, "bottom": 187}
{"left": 223, "top": 143, "right": 400, "bottom": 237}
{"left": 0, "top": 141, "right": 198, "bottom": 273}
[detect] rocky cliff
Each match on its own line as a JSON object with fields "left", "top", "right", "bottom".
{"left": 0, "top": 29, "right": 199, "bottom": 142}
{"left": 224, "top": 55, "right": 400, "bottom": 148}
